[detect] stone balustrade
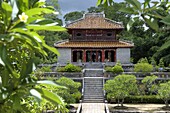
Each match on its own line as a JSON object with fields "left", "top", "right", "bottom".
{"left": 104, "top": 72, "right": 170, "bottom": 80}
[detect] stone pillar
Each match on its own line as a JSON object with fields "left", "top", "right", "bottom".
{"left": 102, "top": 49, "right": 105, "bottom": 62}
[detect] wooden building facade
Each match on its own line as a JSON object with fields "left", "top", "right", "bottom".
{"left": 55, "top": 13, "right": 134, "bottom": 63}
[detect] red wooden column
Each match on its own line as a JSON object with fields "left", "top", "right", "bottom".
{"left": 102, "top": 49, "right": 105, "bottom": 62}
{"left": 83, "top": 50, "right": 86, "bottom": 62}
{"left": 114, "top": 50, "right": 116, "bottom": 62}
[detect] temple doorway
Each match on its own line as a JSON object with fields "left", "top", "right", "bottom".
{"left": 72, "top": 51, "right": 83, "bottom": 62}
{"left": 86, "top": 50, "right": 102, "bottom": 62}
{"left": 105, "top": 50, "right": 115, "bottom": 62}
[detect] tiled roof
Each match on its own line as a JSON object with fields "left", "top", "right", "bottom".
{"left": 55, "top": 41, "right": 134, "bottom": 48}
{"left": 66, "top": 13, "right": 124, "bottom": 29}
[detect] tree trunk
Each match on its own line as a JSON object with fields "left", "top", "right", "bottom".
{"left": 117, "top": 99, "right": 120, "bottom": 106}
{"left": 165, "top": 100, "right": 169, "bottom": 107}
{"left": 121, "top": 99, "right": 124, "bottom": 107}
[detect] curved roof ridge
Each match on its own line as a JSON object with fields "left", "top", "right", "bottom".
{"left": 66, "top": 13, "right": 124, "bottom": 29}
{"left": 104, "top": 18, "right": 123, "bottom": 26}
{"left": 65, "top": 18, "right": 84, "bottom": 27}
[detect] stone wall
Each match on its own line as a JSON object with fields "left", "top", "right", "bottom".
{"left": 116, "top": 48, "right": 130, "bottom": 63}
{"left": 57, "top": 48, "right": 71, "bottom": 63}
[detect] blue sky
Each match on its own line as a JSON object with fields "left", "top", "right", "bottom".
{"left": 58, "top": 0, "right": 124, "bottom": 16}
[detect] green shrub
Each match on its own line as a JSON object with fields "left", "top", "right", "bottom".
{"left": 108, "top": 95, "right": 163, "bottom": 104}
{"left": 134, "top": 63, "right": 153, "bottom": 73}
{"left": 56, "top": 77, "right": 81, "bottom": 104}
{"left": 64, "top": 63, "right": 82, "bottom": 72}
{"left": 112, "top": 65, "right": 124, "bottom": 73}
{"left": 138, "top": 57, "right": 149, "bottom": 63}
{"left": 105, "top": 66, "right": 113, "bottom": 72}
{"left": 57, "top": 64, "right": 82, "bottom": 72}
{"left": 105, "top": 62, "right": 124, "bottom": 73}
{"left": 158, "top": 58, "right": 165, "bottom": 68}
{"left": 124, "top": 95, "right": 163, "bottom": 104}
{"left": 104, "top": 74, "right": 137, "bottom": 106}
{"left": 38, "top": 66, "right": 52, "bottom": 72}
{"left": 56, "top": 67, "right": 66, "bottom": 72}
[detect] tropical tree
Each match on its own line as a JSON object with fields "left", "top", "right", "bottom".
{"left": 158, "top": 81, "right": 170, "bottom": 108}
{"left": 0, "top": 0, "right": 67, "bottom": 112}
{"left": 112, "top": 61, "right": 124, "bottom": 74}
{"left": 56, "top": 77, "right": 82, "bottom": 104}
{"left": 97, "top": 0, "right": 170, "bottom": 65}
{"left": 104, "top": 74, "right": 137, "bottom": 107}
{"left": 64, "top": 11, "right": 84, "bottom": 24}
{"left": 87, "top": 6, "right": 102, "bottom": 13}
{"left": 141, "top": 75, "right": 158, "bottom": 95}
{"left": 134, "top": 62, "right": 153, "bottom": 73}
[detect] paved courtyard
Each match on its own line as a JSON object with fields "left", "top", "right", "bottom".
{"left": 82, "top": 103, "right": 105, "bottom": 113}
{"left": 108, "top": 104, "right": 170, "bottom": 113}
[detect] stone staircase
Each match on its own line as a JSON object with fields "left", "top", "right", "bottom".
{"left": 83, "top": 77, "right": 104, "bottom": 103}
{"left": 84, "top": 69, "right": 103, "bottom": 77}
{"left": 85, "top": 62, "right": 103, "bottom": 69}
{"left": 83, "top": 63, "right": 104, "bottom": 103}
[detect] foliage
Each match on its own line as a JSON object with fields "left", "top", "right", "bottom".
{"left": 19, "top": 92, "right": 68, "bottom": 113}
{"left": 141, "top": 75, "right": 158, "bottom": 95}
{"left": 34, "top": 66, "right": 52, "bottom": 79}
{"left": 104, "top": 62, "right": 124, "bottom": 73}
{"left": 57, "top": 64, "right": 82, "bottom": 72}
{"left": 112, "top": 62, "right": 124, "bottom": 73}
{"left": 104, "top": 74, "right": 137, "bottom": 107}
{"left": 56, "top": 77, "right": 81, "bottom": 104}
{"left": 38, "top": 15, "right": 69, "bottom": 64}
{"left": 134, "top": 63, "right": 153, "bottom": 73}
{"left": 105, "top": 66, "right": 113, "bottom": 72}
{"left": 138, "top": 57, "right": 149, "bottom": 63}
{"left": 97, "top": 0, "right": 170, "bottom": 65}
{"left": 158, "top": 81, "right": 170, "bottom": 107}
{"left": 125, "top": 95, "right": 162, "bottom": 104}
{"left": 0, "top": 0, "right": 67, "bottom": 112}
{"left": 87, "top": 6, "right": 102, "bottom": 13}
{"left": 39, "top": 66, "right": 52, "bottom": 72}
{"left": 158, "top": 58, "right": 165, "bottom": 68}
{"left": 64, "top": 11, "right": 84, "bottom": 24}
{"left": 108, "top": 95, "right": 162, "bottom": 104}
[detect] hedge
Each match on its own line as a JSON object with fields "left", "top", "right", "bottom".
{"left": 108, "top": 95, "right": 165, "bottom": 104}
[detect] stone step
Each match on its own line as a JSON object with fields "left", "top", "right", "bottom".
{"left": 83, "top": 67, "right": 104, "bottom": 103}
{"left": 84, "top": 85, "right": 103, "bottom": 87}
{"left": 84, "top": 95, "right": 103, "bottom": 97}
{"left": 84, "top": 93, "right": 103, "bottom": 95}
{"left": 84, "top": 89, "right": 103, "bottom": 91}
{"left": 84, "top": 96, "right": 104, "bottom": 98}
{"left": 85, "top": 87, "right": 103, "bottom": 89}
{"left": 84, "top": 79, "right": 103, "bottom": 81}
{"left": 85, "top": 63, "right": 103, "bottom": 69}
{"left": 83, "top": 99, "right": 104, "bottom": 103}
{"left": 84, "top": 81, "right": 103, "bottom": 83}
{"left": 85, "top": 86, "right": 103, "bottom": 87}
{"left": 85, "top": 70, "right": 103, "bottom": 77}
{"left": 84, "top": 91, "right": 103, "bottom": 95}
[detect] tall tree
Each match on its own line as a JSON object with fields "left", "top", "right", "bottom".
{"left": 0, "top": 0, "right": 67, "bottom": 112}
{"left": 97, "top": 0, "right": 170, "bottom": 65}
{"left": 64, "top": 11, "right": 84, "bottom": 24}
{"left": 158, "top": 81, "right": 170, "bottom": 108}
{"left": 104, "top": 74, "right": 137, "bottom": 107}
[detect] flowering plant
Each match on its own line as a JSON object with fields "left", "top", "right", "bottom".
{"left": 0, "top": 0, "right": 66, "bottom": 112}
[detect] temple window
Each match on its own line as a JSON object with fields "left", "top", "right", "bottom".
{"left": 76, "top": 33, "right": 82, "bottom": 37}
{"left": 107, "top": 33, "right": 112, "bottom": 36}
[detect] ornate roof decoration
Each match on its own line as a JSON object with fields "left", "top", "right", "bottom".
{"left": 55, "top": 40, "right": 134, "bottom": 48}
{"left": 66, "top": 13, "right": 124, "bottom": 29}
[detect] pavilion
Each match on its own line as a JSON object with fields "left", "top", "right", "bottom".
{"left": 55, "top": 13, "right": 134, "bottom": 64}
